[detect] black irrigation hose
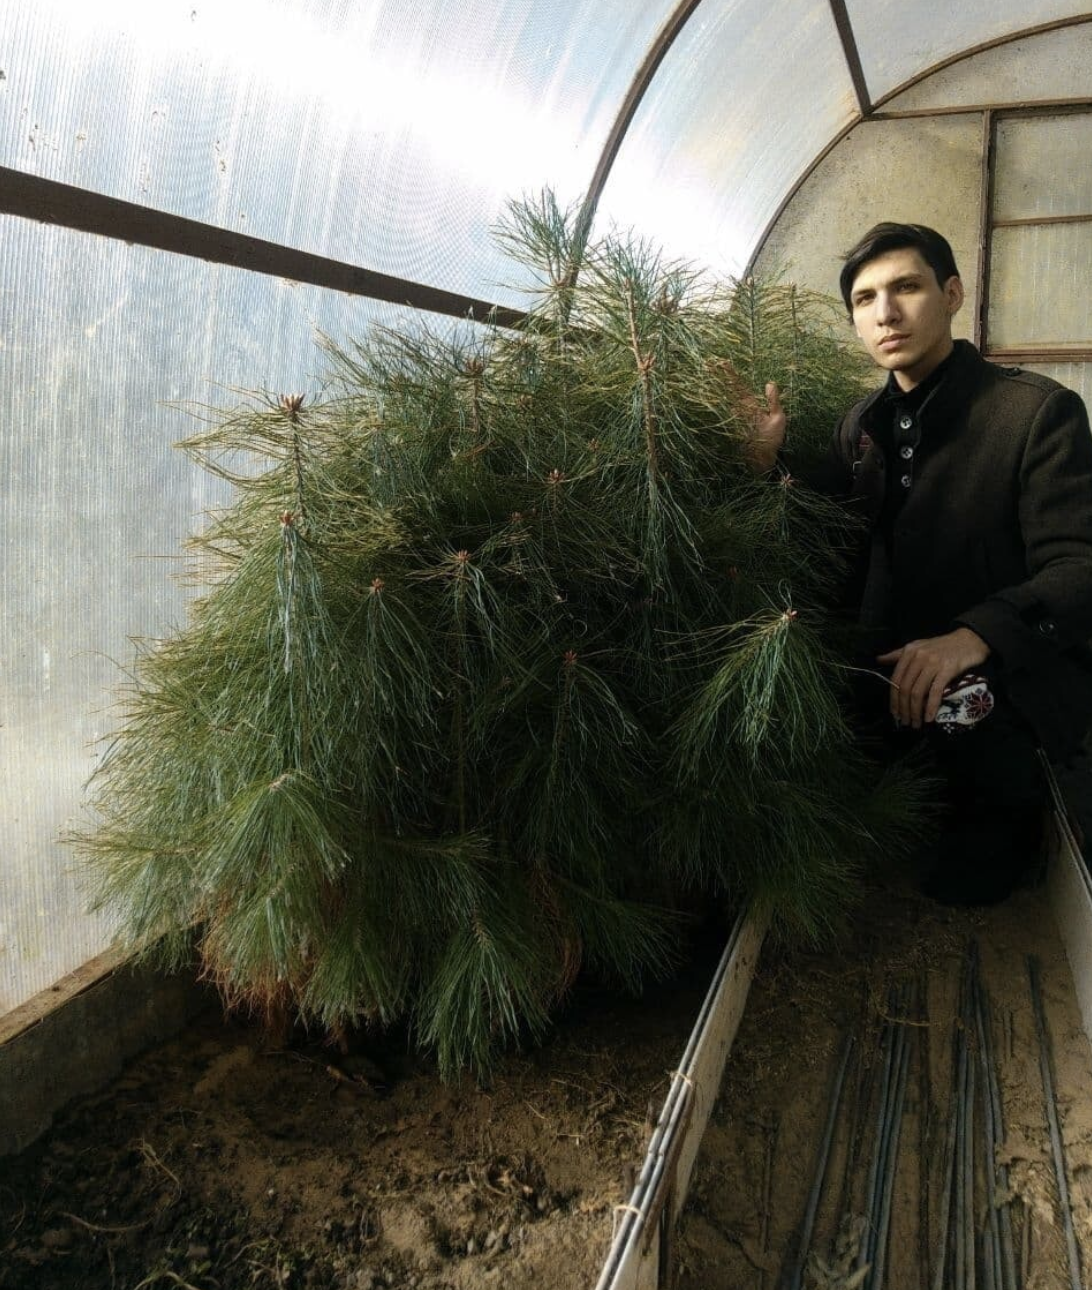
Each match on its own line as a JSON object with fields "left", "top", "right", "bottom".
{"left": 1028, "top": 956, "right": 1084, "bottom": 1290}
{"left": 975, "top": 996, "right": 1001, "bottom": 1290}
{"left": 919, "top": 970, "right": 934, "bottom": 1290}
{"left": 757, "top": 1114, "right": 779, "bottom": 1290}
{"left": 943, "top": 943, "right": 982, "bottom": 1290}
{"left": 959, "top": 1023, "right": 977, "bottom": 1290}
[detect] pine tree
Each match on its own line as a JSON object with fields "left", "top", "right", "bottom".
{"left": 75, "top": 193, "right": 923, "bottom": 1077}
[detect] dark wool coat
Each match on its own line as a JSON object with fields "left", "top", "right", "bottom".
{"left": 812, "top": 340, "right": 1092, "bottom": 760}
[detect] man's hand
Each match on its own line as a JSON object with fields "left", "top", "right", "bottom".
{"left": 877, "top": 627, "right": 991, "bottom": 728}
{"left": 747, "top": 381, "right": 786, "bottom": 472}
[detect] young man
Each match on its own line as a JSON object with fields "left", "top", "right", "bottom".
{"left": 754, "top": 222, "right": 1092, "bottom": 904}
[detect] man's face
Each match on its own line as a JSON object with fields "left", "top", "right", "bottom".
{"left": 848, "top": 247, "right": 964, "bottom": 391}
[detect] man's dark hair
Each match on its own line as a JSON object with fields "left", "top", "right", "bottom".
{"left": 839, "top": 222, "right": 960, "bottom": 315}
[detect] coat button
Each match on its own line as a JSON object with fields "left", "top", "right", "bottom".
{"left": 900, "top": 474, "right": 912, "bottom": 488}
{"left": 899, "top": 415, "right": 913, "bottom": 430}
{"left": 899, "top": 445, "right": 914, "bottom": 459}
{"left": 1039, "top": 619, "right": 1058, "bottom": 636}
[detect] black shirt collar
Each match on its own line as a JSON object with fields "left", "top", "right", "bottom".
{"left": 880, "top": 345, "right": 958, "bottom": 412}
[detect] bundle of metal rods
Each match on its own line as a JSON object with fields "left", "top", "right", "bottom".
{"left": 931, "top": 942, "right": 1018, "bottom": 1290}
{"left": 778, "top": 940, "right": 1085, "bottom": 1289}
{"left": 858, "top": 982, "right": 915, "bottom": 1289}
{"left": 778, "top": 983, "right": 918, "bottom": 1290}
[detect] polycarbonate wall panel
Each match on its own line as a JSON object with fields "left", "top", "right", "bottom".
{"left": 845, "top": 0, "right": 1092, "bottom": 105}
{"left": 594, "top": 0, "right": 856, "bottom": 279}
{"left": 994, "top": 116, "right": 1092, "bottom": 221}
{"left": 0, "top": 212, "right": 474, "bottom": 1015}
{"left": 2, "top": 0, "right": 676, "bottom": 309}
{"left": 885, "top": 25, "right": 1092, "bottom": 112}
{"left": 756, "top": 115, "right": 985, "bottom": 332}
{"left": 989, "top": 224, "right": 1092, "bottom": 347}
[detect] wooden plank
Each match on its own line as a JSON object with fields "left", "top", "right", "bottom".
{"left": 671, "top": 909, "right": 768, "bottom": 1221}
{"left": 0, "top": 945, "right": 133, "bottom": 1046}
{"left": 595, "top": 905, "right": 769, "bottom": 1290}
{"left": 1046, "top": 808, "right": 1092, "bottom": 1052}
{"left": 0, "top": 953, "right": 210, "bottom": 1155}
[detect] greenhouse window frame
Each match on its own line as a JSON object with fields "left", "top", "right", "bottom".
{"left": 977, "top": 102, "right": 1092, "bottom": 364}
{"left": 749, "top": 13, "right": 1092, "bottom": 282}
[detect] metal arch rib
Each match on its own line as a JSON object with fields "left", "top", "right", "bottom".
{"left": 573, "top": 0, "right": 873, "bottom": 252}
{"left": 872, "top": 13, "right": 1092, "bottom": 112}
{"left": 570, "top": 0, "right": 706, "bottom": 263}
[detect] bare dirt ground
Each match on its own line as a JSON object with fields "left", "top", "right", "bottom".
{"left": 6, "top": 870, "right": 1092, "bottom": 1290}
{"left": 0, "top": 937, "right": 725, "bottom": 1290}
{"left": 677, "top": 878, "right": 1092, "bottom": 1289}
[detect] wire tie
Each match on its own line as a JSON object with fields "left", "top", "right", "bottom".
{"left": 611, "top": 1203, "right": 643, "bottom": 1237}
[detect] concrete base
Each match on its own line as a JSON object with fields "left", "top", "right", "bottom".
{"left": 0, "top": 946, "right": 211, "bottom": 1156}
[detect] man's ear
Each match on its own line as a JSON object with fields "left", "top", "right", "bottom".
{"left": 946, "top": 276, "right": 965, "bottom": 316}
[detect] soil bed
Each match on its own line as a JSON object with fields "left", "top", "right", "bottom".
{"left": 678, "top": 878, "right": 1092, "bottom": 1288}
{"left": 0, "top": 938, "right": 723, "bottom": 1290}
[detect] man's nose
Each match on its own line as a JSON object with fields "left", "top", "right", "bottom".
{"left": 876, "top": 291, "right": 900, "bottom": 324}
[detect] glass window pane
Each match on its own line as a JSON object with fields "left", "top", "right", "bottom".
{"left": 2, "top": 0, "right": 678, "bottom": 309}
{"left": 988, "top": 223, "right": 1092, "bottom": 347}
{"left": 595, "top": 0, "right": 856, "bottom": 278}
{"left": 995, "top": 114, "right": 1092, "bottom": 221}
{"left": 0, "top": 212, "right": 479, "bottom": 1014}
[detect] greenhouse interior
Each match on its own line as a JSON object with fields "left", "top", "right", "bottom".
{"left": 5, "top": 1, "right": 1092, "bottom": 1287}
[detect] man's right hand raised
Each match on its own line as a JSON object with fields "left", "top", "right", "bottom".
{"left": 747, "top": 381, "right": 786, "bottom": 473}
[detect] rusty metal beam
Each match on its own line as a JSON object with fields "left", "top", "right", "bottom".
{"left": 827, "top": 0, "right": 872, "bottom": 117}
{"left": 987, "top": 347, "right": 1092, "bottom": 364}
{"left": 0, "top": 165, "right": 527, "bottom": 329}
{"left": 974, "top": 110, "right": 996, "bottom": 352}
{"left": 994, "top": 213, "right": 1092, "bottom": 229}
{"left": 873, "top": 96, "right": 1092, "bottom": 120}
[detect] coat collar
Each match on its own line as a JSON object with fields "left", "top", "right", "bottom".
{"left": 858, "top": 340, "right": 988, "bottom": 434}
